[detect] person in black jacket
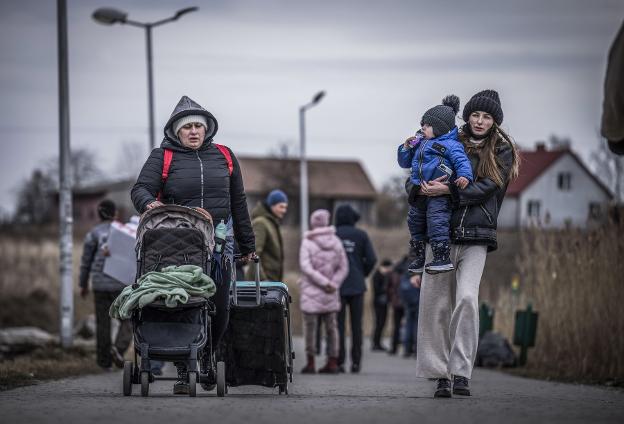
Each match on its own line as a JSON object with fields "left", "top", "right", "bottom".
{"left": 334, "top": 204, "right": 377, "bottom": 373}
{"left": 414, "top": 90, "right": 520, "bottom": 398}
{"left": 371, "top": 259, "right": 393, "bottom": 351}
{"left": 387, "top": 256, "right": 407, "bottom": 355}
{"left": 131, "top": 95, "right": 255, "bottom": 395}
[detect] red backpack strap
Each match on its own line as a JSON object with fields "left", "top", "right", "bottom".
{"left": 214, "top": 144, "right": 233, "bottom": 176}
{"left": 156, "top": 149, "right": 174, "bottom": 201}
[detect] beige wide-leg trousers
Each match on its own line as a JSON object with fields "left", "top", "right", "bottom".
{"left": 415, "top": 243, "right": 487, "bottom": 379}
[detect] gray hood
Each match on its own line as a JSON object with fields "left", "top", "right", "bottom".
{"left": 162, "top": 95, "right": 219, "bottom": 151}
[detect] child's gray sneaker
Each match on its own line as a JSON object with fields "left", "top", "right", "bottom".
{"left": 407, "top": 239, "right": 426, "bottom": 274}
{"left": 425, "top": 240, "right": 454, "bottom": 274}
{"left": 453, "top": 375, "right": 471, "bottom": 396}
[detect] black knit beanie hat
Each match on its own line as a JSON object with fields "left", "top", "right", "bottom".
{"left": 97, "top": 199, "right": 116, "bottom": 221}
{"left": 462, "top": 89, "right": 504, "bottom": 125}
{"left": 421, "top": 95, "right": 460, "bottom": 137}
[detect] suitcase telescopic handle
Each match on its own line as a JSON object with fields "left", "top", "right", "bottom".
{"left": 253, "top": 256, "right": 261, "bottom": 306}
{"left": 232, "top": 256, "right": 261, "bottom": 307}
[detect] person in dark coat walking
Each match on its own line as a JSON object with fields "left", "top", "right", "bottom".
{"left": 387, "top": 255, "right": 407, "bottom": 355}
{"left": 334, "top": 204, "right": 377, "bottom": 373}
{"left": 400, "top": 269, "right": 420, "bottom": 358}
{"left": 131, "top": 95, "right": 256, "bottom": 394}
{"left": 79, "top": 199, "right": 132, "bottom": 370}
{"left": 371, "top": 259, "right": 393, "bottom": 351}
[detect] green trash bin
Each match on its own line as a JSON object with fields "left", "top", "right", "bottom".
{"left": 513, "top": 303, "right": 538, "bottom": 366}
{"left": 479, "top": 303, "right": 494, "bottom": 339}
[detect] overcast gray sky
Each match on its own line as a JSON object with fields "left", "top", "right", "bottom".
{"left": 1, "top": 0, "right": 622, "bottom": 215}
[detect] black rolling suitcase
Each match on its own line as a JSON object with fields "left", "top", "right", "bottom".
{"left": 221, "top": 258, "right": 294, "bottom": 394}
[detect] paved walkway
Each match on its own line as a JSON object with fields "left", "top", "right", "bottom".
{"left": 1, "top": 338, "right": 623, "bottom": 424}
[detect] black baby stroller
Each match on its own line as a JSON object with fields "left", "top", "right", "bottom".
{"left": 220, "top": 258, "right": 294, "bottom": 395}
{"left": 121, "top": 205, "right": 226, "bottom": 397}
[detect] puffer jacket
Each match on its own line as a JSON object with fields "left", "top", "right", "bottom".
{"left": 397, "top": 127, "right": 473, "bottom": 185}
{"left": 298, "top": 226, "right": 349, "bottom": 314}
{"left": 449, "top": 138, "right": 514, "bottom": 252}
{"left": 79, "top": 221, "right": 126, "bottom": 292}
{"left": 131, "top": 96, "right": 254, "bottom": 255}
{"left": 245, "top": 202, "right": 284, "bottom": 282}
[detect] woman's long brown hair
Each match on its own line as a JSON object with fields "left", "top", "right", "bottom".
{"left": 459, "top": 124, "right": 520, "bottom": 188}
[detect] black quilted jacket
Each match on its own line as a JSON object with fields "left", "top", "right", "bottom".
{"left": 131, "top": 96, "right": 255, "bottom": 255}
{"left": 448, "top": 139, "right": 514, "bottom": 252}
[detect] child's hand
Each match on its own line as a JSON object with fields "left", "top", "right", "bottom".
{"left": 455, "top": 176, "right": 469, "bottom": 189}
{"left": 403, "top": 136, "right": 419, "bottom": 149}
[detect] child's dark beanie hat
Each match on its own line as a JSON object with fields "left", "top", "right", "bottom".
{"left": 421, "top": 95, "right": 460, "bottom": 137}
{"left": 462, "top": 89, "right": 504, "bottom": 125}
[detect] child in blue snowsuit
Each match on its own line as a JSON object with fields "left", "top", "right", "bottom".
{"left": 397, "top": 95, "right": 473, "bottom": 274}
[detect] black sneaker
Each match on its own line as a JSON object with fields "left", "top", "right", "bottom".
{"left": 425, "top": 240, "right": 454, "bottom": 274}
{"left": 200, "top": 382, "right": 216, "bottom": 391}
{"left": 173, "top": 364, "right": 189, "bottom": 395}
{"left": 434, "top": 378, "right": 452, "bottom": 398}
{"left": 407, "top": 239, "right": 426, "bottom": 274}
{"left": 350, "top": 363, "right": 360, "bottom": 373}
{"left": 452, "top": 375, "right": 471, "bottom": 396}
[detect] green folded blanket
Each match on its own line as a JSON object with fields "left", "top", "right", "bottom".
{"left": 109, "top": 265, "right": 216, "bottom": 320}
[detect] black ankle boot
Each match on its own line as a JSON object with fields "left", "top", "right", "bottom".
{"left": 453, "top": 375, "right": 471, "bottom": 396}
{"left": 173, "top": 363, "right": 190, "bottom": 395}
{"left": 407, "top": 239, "right": 426, "bottom": 273}
{"left": 425, "top": 240, "right": 454, "bottom": 274}
{"left": 434, "top": 378, "right": 452, "bottom": 398}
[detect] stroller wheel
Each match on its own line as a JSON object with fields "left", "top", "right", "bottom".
{"left": 189, "top": 372, "right": 197, "bottom": 397}
{"left": 216, "top": 361, "right": 226, "bottom": 397}
{"left": 122, "top": 361, "right": 133, "bottom": 396}
{"left": 140, "top": 372, "right": 150, "bottom": 397}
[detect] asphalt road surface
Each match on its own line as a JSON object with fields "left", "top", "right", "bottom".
{"left": 1, "top": 338, "right": 623, "bottom": 424}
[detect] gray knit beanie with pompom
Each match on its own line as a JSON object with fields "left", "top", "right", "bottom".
{"left": 421, "top": 95, "right": 461, "bottom": 137}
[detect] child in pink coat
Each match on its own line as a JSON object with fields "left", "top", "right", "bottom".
{"left": 298, "top": 209, "right": 349, "bottom": 374}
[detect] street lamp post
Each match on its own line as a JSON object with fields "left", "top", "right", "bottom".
{"left": 299, "top": 91, "right": 325, "bottom": 235}
{"left": 57, "top": 0, "right": 73, "bottom": 348}
{"left": 92, "top": 7, "right": 198, "bottom": 151}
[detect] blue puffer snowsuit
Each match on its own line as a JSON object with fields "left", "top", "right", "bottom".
{"left": 397, "top": 127, "right": 473, "bottom": 185}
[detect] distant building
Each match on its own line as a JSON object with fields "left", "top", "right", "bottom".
{"left": 55, "top": 155, "right": 378, "bottom": 228}
{"left": 498, "top": 143, "right": 613, "bottom": 228}
{"left": 237, "top": 156, "right": 377, "bottom": 226}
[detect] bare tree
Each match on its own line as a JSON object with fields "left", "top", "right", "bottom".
{"left": 44, "top": 147, "right": 103, "bottom": 188}
{"left": 114, "top": 140, "right": 147, "bottom": 179}
{"left": 376, "top": 173, "right": 410, "bottom": 227}
{"left": 14, "top": 169, "right": 56, "bottom": 224}
{"left": 591, "top": 137, "right": 624, "bottom": 203}
{"left": 264, "top": 141, "right": 300, "bottom": 197}
{"left": 548, "top": 134, "right": 572, "bottom": 150}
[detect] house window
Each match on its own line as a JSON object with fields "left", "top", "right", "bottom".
{"left": 589, "top": 202, "right": 602, "bottom": 220}
{"left": 527, "top": 200, "right": 541, "bottom": 218}
{"left": 558, "top": 172, "right": 572, "bottom": 190}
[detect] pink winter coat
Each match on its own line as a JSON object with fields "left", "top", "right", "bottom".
{"left": 298, "top": 225, "right": 349, "bottom": 314}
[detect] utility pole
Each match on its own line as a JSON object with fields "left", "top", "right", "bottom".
{"left": 57, "top": 0, "right": 73, "bottom": 348}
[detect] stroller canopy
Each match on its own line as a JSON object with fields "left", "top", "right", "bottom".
{"left": 136, "top": 205, "right": 215, "bottom": 254}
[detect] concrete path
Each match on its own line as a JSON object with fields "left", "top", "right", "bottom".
{"left": 1, "top": 338, "right": 622, "bottom": 424}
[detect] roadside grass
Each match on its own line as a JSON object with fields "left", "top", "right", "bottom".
{"left": 489, "top": 219, "right": 624, "bottom": 385}
{"left": 0, "top": 345, "right": 102, "bottom": 391}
